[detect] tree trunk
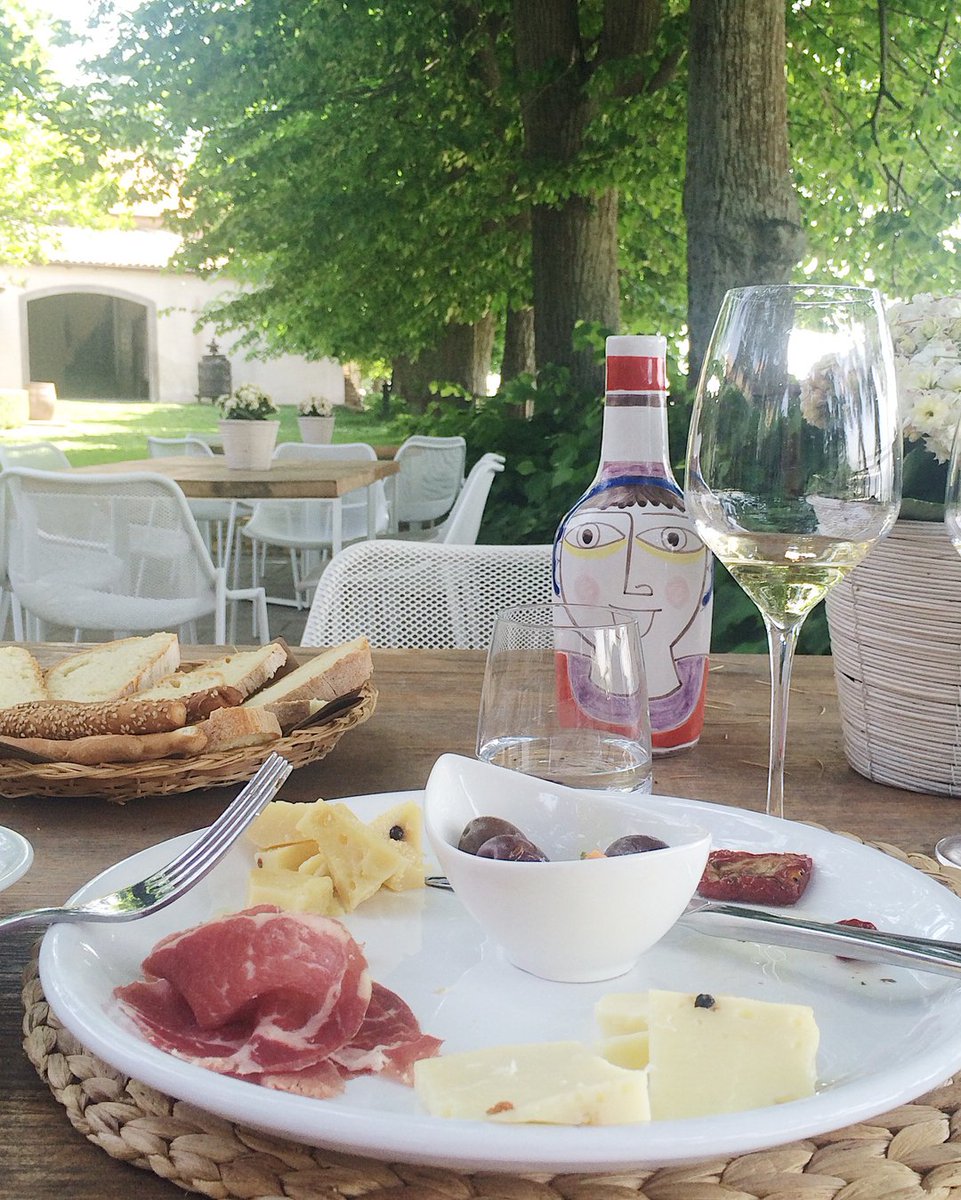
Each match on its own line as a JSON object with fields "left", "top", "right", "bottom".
{"left": 501, "top": 305, "right": 535, "bottom": 381}
{"left": 392, "top": 316, "right": 495, "bottom": 412}
{"left": 513, "top": 1, "right": 621, "bottom": 395}
{"left": 684, "top": 0, "right": 806, "bottom": 385}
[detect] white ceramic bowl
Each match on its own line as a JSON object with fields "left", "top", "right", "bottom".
{"left": 423, "top": 754, "right": 711, "bottom": 983}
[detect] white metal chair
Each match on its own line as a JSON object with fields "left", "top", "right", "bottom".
{"left": 147, "top": 435, "right": 239, "bottom": 572}
{"left": 0, "top": 477, "right": 23, "bottom": 640}
{"left": 396, "top": 453, "right": 505, "bottom": 545}
{"left": 0, "top": 441, "right": 71, "bottom": 470}
{"left": 301, "top": 540, "right": 553, "bottom": 649}
{"left": 4, "top": 467, "right": 269, "bottom": 644}
{"left": 391, "top": 435, "right": 467, "bottom": 530}
{"left": 241, "top": 442, "right": 390, "bottom": 607}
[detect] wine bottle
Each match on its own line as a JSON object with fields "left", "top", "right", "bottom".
{"left": 553, "top": 334, "right": 713, "bottom": 754}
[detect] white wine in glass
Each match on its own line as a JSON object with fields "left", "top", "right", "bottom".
{"left": 685, "top": 284, "right": 902, "bottom": 819}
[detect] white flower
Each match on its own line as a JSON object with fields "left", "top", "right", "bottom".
{"left": 887, "top": 293, "right": 961, "bottom": 454}
{"left": 299, "top": 396, "right": 333, "bottom": 417}
{"left": 217, "top": 384, "right": 278, "bottom": 420}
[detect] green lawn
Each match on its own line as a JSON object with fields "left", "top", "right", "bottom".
{"left": 0, "top": 400, "right": 401, "bottom": 465}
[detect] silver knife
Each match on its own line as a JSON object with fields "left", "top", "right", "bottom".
{"left": 425, "top": 876, "right": 961, "bottom": 980}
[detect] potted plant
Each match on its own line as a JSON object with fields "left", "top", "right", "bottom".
{"left": 217, "top": 384, "right": 280, "bottom": 470}
{"left": 297, "top": 396, "right": 335, "bottom": 444}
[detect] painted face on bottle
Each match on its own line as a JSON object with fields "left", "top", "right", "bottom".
{"left": 555, "top": 483, "right": 711, "bottom": 700}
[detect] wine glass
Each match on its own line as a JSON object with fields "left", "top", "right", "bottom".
{"left": 476, "top": 602, "right": 653, "bottom": 793}
{"left": 685, "top": 284, "right": 902, "bottom": 819}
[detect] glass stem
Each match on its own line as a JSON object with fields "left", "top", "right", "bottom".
{"left": 762, "top": 616, "right": 804, "bottom": 820}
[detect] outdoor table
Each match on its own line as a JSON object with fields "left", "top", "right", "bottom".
{"left": 74, "top": 455, "right": 400, "bottom": 551}
{"left": 1, "top": 648, "right": 958, "bottom": 1199}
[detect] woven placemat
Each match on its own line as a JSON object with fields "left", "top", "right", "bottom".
{"left": 21, "top": 836, "right": 961, "bottom": 1200}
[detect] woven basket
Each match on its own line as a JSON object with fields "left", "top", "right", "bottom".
{"left": 825, "top": 520, "right": 961, "bottom": 796}
{"left": 0, "top": 683, "right": 377, "bottom": 802}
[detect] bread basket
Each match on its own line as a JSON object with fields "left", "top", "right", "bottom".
{"left": 0, "top": 682, "right": 377, "bottom": 802}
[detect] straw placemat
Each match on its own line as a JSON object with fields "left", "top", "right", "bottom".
{"left": 21, "top": 836, "right": 961, "bottom": 1200}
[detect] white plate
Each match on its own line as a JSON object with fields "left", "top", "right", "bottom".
{"left": 0, "top": 825, "right": 32, "bottom": 892}
{"left": 39, "top": 791, "right": 961, "bottom": 1174}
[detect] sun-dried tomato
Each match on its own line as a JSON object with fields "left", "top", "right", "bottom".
{"left": 835, "top": 916, "right": 878, "bottom": 962}
{"left": 696, "top": 849, "right": 814, "bottom": 905}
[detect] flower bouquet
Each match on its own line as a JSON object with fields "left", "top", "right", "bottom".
{"left": 887, "top": 292, "right": 961, "bottom": 519}
{"left": 298, "top": 396, "right": 333, "bottom": 418}
{"left": 217, "top": 383, "right": 278, "bottom": 421}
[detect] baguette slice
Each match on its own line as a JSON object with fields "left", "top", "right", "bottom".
{"left": 0, "top": 724, "right": 207, "bottom": 765}
{"left": 0, "top": 646, "right": 48, "bottom": 708}
{"left": 139, "top": 642, "right": 289, "bottom": 703}
{"left": 245, "top": 637, "right": 372, "bottom": 713}
{"left": 200, "top": 705, "right": 282, "bottom": 753}
{"left": 46, "top": 633, "right": 181, "bottom": 703}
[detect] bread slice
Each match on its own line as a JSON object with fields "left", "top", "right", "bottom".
{"left": 200, "top": 705, "right": 282, "bottom": 753}
{"left": 245, "top": 636, "right": 372, "bottom": 713}
{"left": 0, "top": 646, "right": 48, "bottom": 708}
{"left": 45, "top": 633, "right": 180, "bottom": 703}
{"left": 139, "top": 642, "right": 288, "bottom": 703}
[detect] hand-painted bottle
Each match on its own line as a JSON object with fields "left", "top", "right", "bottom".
{"left": 552, "top": 334, "right": 713, "bottom": 754}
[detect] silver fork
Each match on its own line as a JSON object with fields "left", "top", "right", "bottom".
{"left": 0, "top": 752, "right": 292, "bottom": 934}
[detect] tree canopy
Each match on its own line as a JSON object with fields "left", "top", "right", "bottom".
{"left": 75, "top": 0, "right": 961, "bottom": 387}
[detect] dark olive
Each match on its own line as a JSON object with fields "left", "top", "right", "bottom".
{"left": 458, "top": 816, "right": 528, "bottom": 855}
{"left": 475, "top": 834, "right": 549, "bottom": 862}
{"left": 605, "top": 834, "right": 669, "bottom": 856}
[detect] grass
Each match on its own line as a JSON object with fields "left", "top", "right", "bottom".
{"left": 0, "top": 400, "right": 401, "bottom": 464}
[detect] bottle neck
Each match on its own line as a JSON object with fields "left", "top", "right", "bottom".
{"left": 597, "top": 391, "right": 673, "bottom": 481}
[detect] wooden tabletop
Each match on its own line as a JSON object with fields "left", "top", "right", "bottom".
{"left": 73, "top": 455, "right": 399, "bottom": 499}
{"left": 0, "top": 648, "right": 955, "bottom": 1198}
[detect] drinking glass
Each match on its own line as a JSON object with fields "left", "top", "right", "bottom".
{"left": 476, "top": 602, "right": 653, "bottom": 793}
{"left": 685, "top": 284, "right": 902, "bottom": 818}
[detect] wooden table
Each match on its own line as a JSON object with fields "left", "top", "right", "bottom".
{"left": 1, "top": 648, "right": 956, "bottom": 1199}
{"left": 75, "top": 455, "right": 401, "bottom": 550}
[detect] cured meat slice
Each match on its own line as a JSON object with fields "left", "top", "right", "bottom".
{"left": 115, "top": 906, "right": 371, "bottom": 1076}
{"left": 330, "top": 981, "right": 444, "bottom": 1084}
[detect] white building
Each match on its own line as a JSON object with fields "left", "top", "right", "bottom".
{"left": 0, "top": 223, "right": 345, "bottom": 406}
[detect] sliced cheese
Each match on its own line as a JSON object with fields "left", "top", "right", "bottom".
{"left": 594, "top": 991, "right": 649, "bottom": 1037}
{"left": 295, "top": 801, "right": 407, "bottom": 910}
{"left": 253, "top": 841, "right": 318, "bottom": 871}
{"left": 246, "top": 867, "right": 336, "bottom": 914}
{"left": 366, "top": 799, "right": 425, "bottom": 890}
{"left": 644, "top": 989, "right": 819, "bottom": 1119}
{"left": 596, "top": 1031, "right": 649, "bottom": 1071}
{"left": 413, "top": 1041, "right": 650, "bottom": 1125}
{"left": 246, "top": 800, "right": 312, "bottom": 849}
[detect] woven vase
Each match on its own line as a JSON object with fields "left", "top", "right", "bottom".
{"left": 825, "top": 519, "right": 961, "bottom": 796}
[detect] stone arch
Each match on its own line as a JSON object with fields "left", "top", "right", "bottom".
{"left": 21, "top": 284, "right": 159, "bottom": 401}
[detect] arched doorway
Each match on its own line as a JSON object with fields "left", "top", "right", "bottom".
{"left": 26, "top": 291, "right": 151, "bottom": 399}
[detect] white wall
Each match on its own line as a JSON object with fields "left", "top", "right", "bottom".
{"left": 0, "top": 259, "right": 345, "bottom": 406}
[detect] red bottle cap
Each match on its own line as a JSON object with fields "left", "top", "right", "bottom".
{"left": 606, "top": 334, "right": 667, "bottom": 392}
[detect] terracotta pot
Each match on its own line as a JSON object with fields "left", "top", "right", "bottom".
{"left": 218, "top": 420, "right": 279, "bottom": 470}
{"left": 297, "top": 415, "right": 335, "bottom": 444}
{"left": 28, "top": 382, "right": 56, "bottom": 421}
{"left": 825, "top": 519, "right": 961, "bottom": 796}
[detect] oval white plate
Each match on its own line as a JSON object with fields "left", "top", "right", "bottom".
{"left": 0, "top": 825, "right": 32, "bottom": 892}
{"left": 40, "top": 791, "right": 961, "bottom": 1174}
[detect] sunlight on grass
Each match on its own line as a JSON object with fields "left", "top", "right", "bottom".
{"left": 0, "top": 400, "right": 401, "bottom": 465}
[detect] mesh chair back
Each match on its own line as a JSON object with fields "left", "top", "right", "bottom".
{"left": 4, "top": 468, "right": 221, "bottom": 635}
{"left": 147, "top": 436, "right": 216, "bottom": 458}
{"left": 393, "top": 436, "right": 467, "bottom": 525}
{"left": 301, "top": 540, "right": 554, "bottom": 649}
{"left": 0, "top": 442, "right": 70, "bottom": 470}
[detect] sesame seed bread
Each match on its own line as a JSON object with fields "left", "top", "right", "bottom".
{"left": 244, "top": 636, "right": 373, "bottom": 714}
{"left": 139, "top": 642, "right": 289, "bottom": 703}
{"left": 0, "top": 697, "right": 188, "bottom": 740}
{"left": 44, "top": 633, "right": 181, "bottom": 703}
{"left": 0, "top": 646, "right": 48, "bottom": 709}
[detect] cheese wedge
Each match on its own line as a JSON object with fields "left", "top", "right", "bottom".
{"left": 642, "top": 989, "right": 819, "bottom": 1119}
{"left": 414, "top": 1041, "right": 650, "bottom": 1125}
{"left": 247, "top": 866, "right": 336, "bottom": 914}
